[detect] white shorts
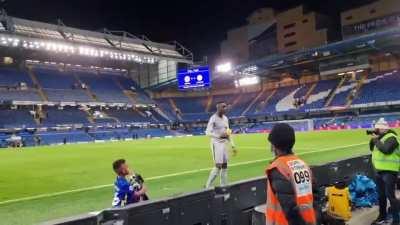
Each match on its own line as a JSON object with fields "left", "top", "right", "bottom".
{"left": 211, "top": 141, "right": 229, "bottom": 164}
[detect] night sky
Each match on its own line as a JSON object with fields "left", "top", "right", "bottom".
{"left": 3, "top": 0, "right": 375, "bottom": 62}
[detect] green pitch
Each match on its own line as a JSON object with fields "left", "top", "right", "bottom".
{"left": 0, "top": 129, "right": 381, "bottom": 225}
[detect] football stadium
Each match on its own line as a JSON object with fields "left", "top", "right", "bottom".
{"left": 1, "top": 0, "right": 400, "bottom": 224}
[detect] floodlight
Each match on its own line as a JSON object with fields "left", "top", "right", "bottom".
{"left": 216, "top": 62, "right": 232, "bottom": 73}
{"left": 236, "top": 76, "right": 260, "bottom": 86}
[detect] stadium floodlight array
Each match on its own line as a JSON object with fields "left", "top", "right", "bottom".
{"left": 242, "top": 65, "right": 258, "bottom": 73}
{"left": 216, "top": 62, "right": 232, "bottom": 73}
{"left": 26, "top": 59, "right": 128, "bottom": 72}
{"left": 0, "top": 34, "right": 157, "bottom": 64}
{"left": 234, "top": 76, "right": 260, "bottom": 87}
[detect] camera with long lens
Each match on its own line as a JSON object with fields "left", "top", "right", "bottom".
{"left": 366, "top": 129, "right": 378, "bottom": 135}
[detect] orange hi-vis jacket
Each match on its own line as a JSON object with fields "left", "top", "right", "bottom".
{"left": 265, "top": 155, "right": 317, "bottom": 225}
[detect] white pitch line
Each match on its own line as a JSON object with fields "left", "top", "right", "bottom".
{"left": 0, "top": 142, "right": 367, "bottom": 206}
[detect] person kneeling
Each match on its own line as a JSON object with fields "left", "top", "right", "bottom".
{"left": 112, "top": 159, "right": 148, "bottom": 208}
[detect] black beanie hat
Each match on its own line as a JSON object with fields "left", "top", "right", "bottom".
{"left": 268, "top": 123, "right": 295, "bottom": 153}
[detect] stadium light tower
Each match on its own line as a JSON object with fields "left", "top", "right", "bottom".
{"left": 234, "top": 76, "right": 260, "bottom": 87}
{"left": 216, "top": 62, "right": 232, "bottom": 73}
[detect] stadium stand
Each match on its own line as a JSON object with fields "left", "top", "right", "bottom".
{"left": 353, "top": 70, "right": 400, "bottom": 106}
{"left": 78, "top": 71, "right": 131, "bottom": 103}
{"left": 246, "top": 90, "right": 274, "bottom": 115}
{"left": 104, "top": 108, "right": 151, "bottom": 123}
{"left": 0, "top": 89, "right": 42, "bottom": 102}
{"left": 229, "top": 92, "right": 259, "bottom": 117}
{"left": 264, "top": 86, "right": 298, "bottom": 114}
{"left": 0, "top": 107, "right": 36, "bottom": 128}
{"left": 181, "top": 112, "right": 211, "bottom": 122}
{"left": 173, "top": 96, "right": 208, "bottom": 114}
{"left": 275, "top": 84, "right": 311, "bottom": 113}
{"left": 329, "top": 77, "right": 357, "bottom": 107}
{"left": 34, "top": 68, "right": 93, "bottom": 102}
{"left": 305, "top": 79, "right": 340, "bottom": 110}
{"left": 155, "top": 99, "right": 178, "bottom": 120}
{"left": 42, "top": 107, "right": 89, "bottom": 126}
{"left": 0, "top": 68, "right": 33, "bottom": 86}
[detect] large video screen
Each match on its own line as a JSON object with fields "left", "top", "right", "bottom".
{"left": 177, "top": 66, "right": 211, "bottom": 90}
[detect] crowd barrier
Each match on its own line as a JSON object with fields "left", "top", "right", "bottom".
{"left": 43, "top": 155, "right": 373, "bottom": 225}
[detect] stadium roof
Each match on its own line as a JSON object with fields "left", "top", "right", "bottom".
{"left": 0, "top": 10, "right": 193, "bottom": 65}
{"left": 150, "top": 27, "right": 400, "bottom": 90}
{"left": 235, "top": 27, "right": 400, "bottom": 79}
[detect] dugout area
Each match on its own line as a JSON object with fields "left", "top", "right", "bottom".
{"left": 42, "top": 155, "right": 377, "bottom": 225}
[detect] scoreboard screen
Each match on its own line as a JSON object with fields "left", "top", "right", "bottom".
{"left": 177, "top": 66, "right": 211, "bottom": 90}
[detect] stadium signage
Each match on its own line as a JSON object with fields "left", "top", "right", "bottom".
{"left": 343, "top": 13, "right": 400, "bottom": 37}
{"left": 177, "top": 66, "right": 211, "bottom": 90}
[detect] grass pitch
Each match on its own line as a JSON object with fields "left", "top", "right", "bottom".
{"left": 0, "top": 129, "right": 379, "bottom": 225}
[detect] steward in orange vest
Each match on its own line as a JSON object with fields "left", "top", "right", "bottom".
{"left": 266, "top": 123, "right": 316, "bottom": 225}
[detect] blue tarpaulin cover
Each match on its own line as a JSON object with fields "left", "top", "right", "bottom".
{"left": 348, "top": 175, "right": 378, "bottom": 207}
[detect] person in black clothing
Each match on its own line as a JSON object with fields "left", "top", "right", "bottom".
{"left": 369, "top": 119, "right": 400, "bottom": 225}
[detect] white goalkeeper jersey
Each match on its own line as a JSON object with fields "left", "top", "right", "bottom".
{"left": 206, "top": 113, "right": 234, "bottom": 145}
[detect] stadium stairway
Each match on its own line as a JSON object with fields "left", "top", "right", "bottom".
{"left": 100, "top": 111, "right": 120, "bottom": 123}
{"left": 230, "top": 94, "right": 243, "bottom": 109}
{"left": 72, "top": 73, "right": 98, "bottom": 102}
{"left": 304, "top": 82, "right": 317, "bottom": 102}
{"left": 34, "top": 107, "right": 46, "bottom": 125}
{"left": 205, "top": 95, "right": 213, "bottom": 112}
{"left": 346, "top": 75, "right": 366, "bottom": 107}
{"left": 256, "top": 89, "right": 277, "bottom": 113}
{"left": 82, "top": 109, "right": 95, "bottom": 124}
{"left": 324, "top": 77, "right": 347, "bottom": 107}
{"left": 27, "top": 67, "right": 49, "bottom": 101}
{"left": 113, "top": 77, "right": 138, "bottom": 105}
{"left": 169, "top": 98, "right": 183, "bottom": 120}
{"left": 241, "top": 90, "right": 265, "bottom": 116}
{"left": 124, "top": 90, "right": 137, "bottom": 104}
{"left": 153, "top": 107, "right": 172, "bottom": 122}
{"left": 133, "top": 108, "right": 148, "bottom": 118}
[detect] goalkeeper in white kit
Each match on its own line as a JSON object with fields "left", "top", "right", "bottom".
{"left": 205, "top": 102, "right": 237, "bottom": 188}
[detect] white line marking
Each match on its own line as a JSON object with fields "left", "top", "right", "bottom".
{"left": 0, "top": 142, "right": 367, "bottom": 206}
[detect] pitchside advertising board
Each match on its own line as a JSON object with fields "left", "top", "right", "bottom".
{"left": 177, "top": 66, "right": 211, "bottom": 90}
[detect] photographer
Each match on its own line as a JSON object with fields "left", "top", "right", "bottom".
{"left": 112, "top": 159, "right": 148, "bottom": 208}
{"left": 369, "top": 118, "right": 400, "bottom": 225}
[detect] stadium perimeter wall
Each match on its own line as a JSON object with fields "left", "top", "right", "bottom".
{"left": 44, "top": 155, "right": 373, "bottom": 225}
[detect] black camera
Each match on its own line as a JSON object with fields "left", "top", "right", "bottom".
{"left": 366, "top": 129, "right": 378, "bottom": 135}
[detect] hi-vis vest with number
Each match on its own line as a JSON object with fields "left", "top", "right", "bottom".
{"left": 372, "top": 133, "right": 400, "bottom": 172}
{"left": 266, "top": 155, "right": 316, "bottom": 225}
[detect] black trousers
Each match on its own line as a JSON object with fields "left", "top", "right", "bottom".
{"left": 376, "top": 171, "right": 400, "bottom": 222}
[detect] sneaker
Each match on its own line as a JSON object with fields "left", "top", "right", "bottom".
{"left": 371, "top": 217, "right": 386, "bottom": 225}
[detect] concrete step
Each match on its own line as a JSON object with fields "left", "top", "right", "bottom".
{"left": 252, "top": 204, "right": 381, "bottom": 225}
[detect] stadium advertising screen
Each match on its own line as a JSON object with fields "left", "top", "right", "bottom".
{"left": 177, "top": 66, "right": 211, "bottom": 90}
